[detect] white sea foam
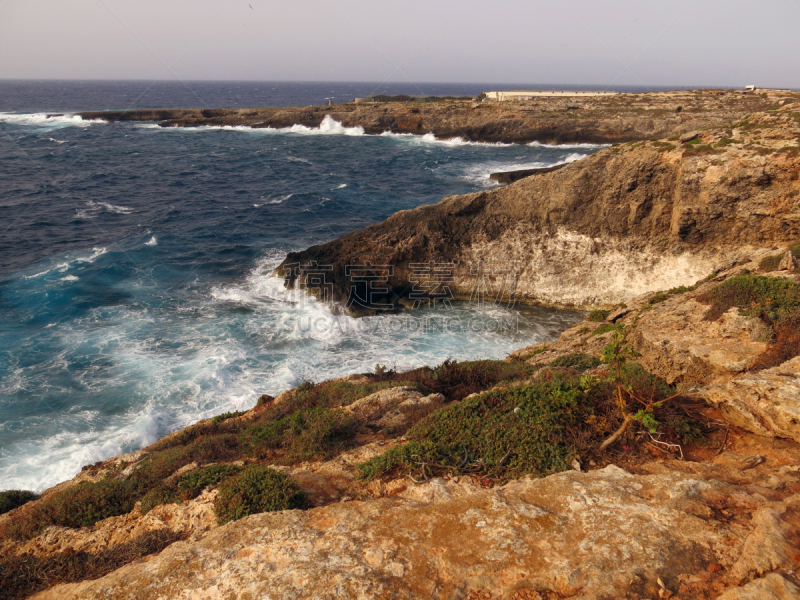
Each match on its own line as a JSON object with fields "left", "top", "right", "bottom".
{"left": 145, "top": 236, "right": 158, "bottom": 246}
{"left": 61, "top": 275, "right": 79, "bottom": 282}
{"left": 460, "top": 151, "right": 593, "bottom": 187}
{"left": 79, "top": 200, "right": 134, "bottom": 217}
{"left": 334, "top": 184, "right": 348, "bottom": 189}
{"left": 379, "top": 130, "right": 513, "bottom": 148}
{"left": 265, "top": 194, "right": 292, "bottom": 204}
{"left": 528, "top": 141, "right": 610, "bottom": 149}
{"left": 0, "top": 247, "right": 574, "bottom": 492}
{"left": 0, "top": 112, "right": 105, "bottom": 129}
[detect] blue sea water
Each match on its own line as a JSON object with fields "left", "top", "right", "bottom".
{"left": 0, "top": 81, "right": 605, "bottom": 492}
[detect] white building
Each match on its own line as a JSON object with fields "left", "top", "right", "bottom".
{"left": 483, "top": 90, "right": 618, "bottom": 101}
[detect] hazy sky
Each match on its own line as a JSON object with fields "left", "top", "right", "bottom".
{"left": 1, "top": 0, "right": 798, "bottom": 88}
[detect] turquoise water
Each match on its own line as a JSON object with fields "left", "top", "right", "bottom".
{"left": 0, "top": 85, "right": 603, "bottom": 492}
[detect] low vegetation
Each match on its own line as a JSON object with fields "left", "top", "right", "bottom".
{"left": 699, "top": 275, "right": 800, "bottom": 369}
{"left": 586, "top": 309, "right": 610, "bottom": 322}
{"left": 214, "top": 466, "right": 308, "bottom": 525}
{"left": 759, "top": 254, "right": 783, "bottom": 272}
{"left": 0, "top": 491, "right": 37, "bottom": 516}
{"left": 0, "top": 529, "right": 184, "bottom": 600}
{"left": 550, "top": 353, "right": 602, "bottom": 371}
{"left": 648, "top": 285, "right": 692, "bottom": 305}
{"left": 177, "top": 464, "right": 244, "bottom": 501}
{"left": 360, "top": 330, "right": 695, "bottom": 483}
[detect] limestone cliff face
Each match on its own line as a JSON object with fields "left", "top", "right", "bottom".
{"left": 279, "top": 108, "right": 800, "bottom": 312}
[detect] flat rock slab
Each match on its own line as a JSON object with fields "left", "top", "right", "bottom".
{"left": 34, "top": 465, "right": 800, "bottom": 600}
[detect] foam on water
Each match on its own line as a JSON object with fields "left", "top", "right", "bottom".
{"left": 0, "top": 112, "right": 105, "bottom": 129}
{"left": 0, "top": 112, "right": 600, "bottom": 494}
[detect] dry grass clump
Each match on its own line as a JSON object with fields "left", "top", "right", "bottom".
{"left": 0, "top": 530, "right": 184, "bottom": 600}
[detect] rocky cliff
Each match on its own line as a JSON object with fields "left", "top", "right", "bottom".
{"left": 279, "top": 106, "right": 800, "bottom": 313}
{"left": 2, "top": 96, "right": 799, "bottom": 600}
{"left": 2, "top": 250, "right": 800, "bottom": 598}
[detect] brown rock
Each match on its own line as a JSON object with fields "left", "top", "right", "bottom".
{"left": 343, "top": 386, "right": 444, "bottom": 430}
{"left": 31, "top": 465, "right": 800, "bottom": 600}
{"left": 716, "top": 573, "right": 800, "bottom": 600}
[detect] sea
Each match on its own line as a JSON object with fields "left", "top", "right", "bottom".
{"left": 0, "top": 80, "right": 613, "bottom": 492}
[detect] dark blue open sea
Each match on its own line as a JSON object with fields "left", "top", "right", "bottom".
{"left": 0, "top": 81, "right": 605, "bottom": 492}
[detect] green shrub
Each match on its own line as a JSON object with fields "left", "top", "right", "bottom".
{"left": 357, "top": 441, "right": 457, "bottom": 482}
{"left": 790, "top": 242, "right": 800, "bottom": 259}
{"left": 177, "top": 464, "right": 244, "bottom": 500}
{"left": 401, "top": 378, "right": 597, "bottom": 478}
{"left": 5, "top": 480, "right": 139, "bottom": 539}
{"left": 214, "top": 466, "right": 308, "bottom": 525}
{"left": 212, "top": 411, "right": 246, "bottom": 424}
{"left": 131, "top": 433, "right": 241, "bottom": 493}
{"left": 244, "top": 406, "right": 355, "bottom": 460}
{"left": 550, "top": 353, "right": 602, "bottom": 371}
{"left": 699, "top": 275, "right": 800, "bottom": 369}
{"left": 699, "top": 275, "right": 800, "bottom": 322}
{"left": 590, "top": 323, "right": 617, "bottom": 337}
{"left": 140, "top": 485, "right": 177, "bottom": 515}
{"left": 759, "top": 254, "right": 783, "bottom": 272}
{"left": 47, "top": 480, "right": 137, "bottom": 529}
{"left": 0, "top": 491, "right": 38, "bottom": 516}
{"left": 649, "top": 286, "right": 693, "bottom": 305}
{"left": 269, "top": 379, "right": 425, "bottom": 421}
{"left": 380, "top": 359, "right": 536, "bottom": 402}
{"left": 648, "top": 292, "right": 669, "bottom": 304}
{"left": 586, "top": 309, "right": 610, "bottom": 322}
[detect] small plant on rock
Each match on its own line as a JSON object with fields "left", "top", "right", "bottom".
{"left": 598, "top": 326, "right": 684, "bottom": 451}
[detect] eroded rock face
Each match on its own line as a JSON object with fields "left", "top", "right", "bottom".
{"left": 277, "top": 108, "right": 800, "bottom": 312}
{"left": 512, "top": 259, "right": 800, "bottom": 443}
{"left": 344, "top": 386, "right": 445, "bottom": 430}
{"left": 31, "top": 463, "right": 800, "bottom": 600}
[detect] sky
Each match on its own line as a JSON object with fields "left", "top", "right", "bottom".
{"left": 1, "top": 0, "right": 799, "bottom": 88}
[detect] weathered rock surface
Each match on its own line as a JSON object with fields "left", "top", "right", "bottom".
{"left": 717, "top": 573, "right": 800, "bottom": 600}
{"left": 344, "top": 386, "right": 445, "bottom": 430}
{"left": 512, "top": 254, "right": 800, "bottom": 443}
{"left": 32, "top": 457, "right": 800, "bottom": 600}
{"left": 278, "top": 107, "right": 800, "bottom": 312}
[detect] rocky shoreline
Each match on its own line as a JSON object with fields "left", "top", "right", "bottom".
{"left": 78, "top": 89, "right": 790, "bottom": 145}
{"left": 2, "top": 92, "right": 800, "bottom": 599}
{"left": 279, "top": 103, "right": 800, "bottom": 313}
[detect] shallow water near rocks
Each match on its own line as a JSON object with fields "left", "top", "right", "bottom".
{"left": 0, "top": 83, "right": 602, "bottom": 492}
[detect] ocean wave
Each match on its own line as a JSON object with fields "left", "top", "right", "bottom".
{"left": 77, "top": 200, "right": 134, "bottom": 218}
{"left": 459, "top": 152, "right": 593, "bottom": 187}
{"left": 527, "top": 141, "right": 611, "bottom": 149}
{"left": 145, "top": 236, "right": 158, "bottom": 246}
{"left": 264, "top": 194, "right": 292, "bottom": 204}
{"left": 0, "top": 112, "right": 105, "bottom": 129}
{"left": 380, "top": 131, "right": 514, "bottom": 148}
{"left": 21, "top": 247, "right": 108, "bottom": 280}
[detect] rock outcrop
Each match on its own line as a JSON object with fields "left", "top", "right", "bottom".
{"left": 279, "top": 107, "right": 800, "bottom": 313}
{"left": 31, "top": 454, "right": 800, "bottom": 600}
